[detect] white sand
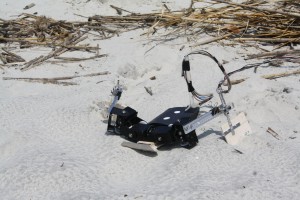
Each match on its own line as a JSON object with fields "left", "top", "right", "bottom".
{"left": 0, "top": 1, "right": 300, "bottom": 199}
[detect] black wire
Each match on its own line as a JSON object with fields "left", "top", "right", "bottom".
{"left": 183, "top": 50, "right": 271, "bottom": 99}
{"left": 227, "top": 60, "right": 271, "bottom": 77}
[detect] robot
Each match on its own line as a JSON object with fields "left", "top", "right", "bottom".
{"left": 106, "top": 50, "right": 251, "bottom": 153}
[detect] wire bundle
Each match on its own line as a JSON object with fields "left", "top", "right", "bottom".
{"left": 182, "top": 50, "right": 231, "bottom": 105}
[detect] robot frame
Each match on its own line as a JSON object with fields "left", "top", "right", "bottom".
{"left": 106, "top": 50, "right": 252, "bottom": 153}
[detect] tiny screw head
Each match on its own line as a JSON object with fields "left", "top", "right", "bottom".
{"left": 122, "top": 110, "right": 126, "bottom": 114}
{"left": 129, "top": 133, "right": 133, "bottom": 138}
{"left": 158, "top": 137, "right": 162, "bottom": 141}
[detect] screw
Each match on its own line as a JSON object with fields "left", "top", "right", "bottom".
{"left": 129, "top": 133, "right": 133, "bottom": 138}
{"left": 158, "top": 137, "right": 162, "bottom": 141}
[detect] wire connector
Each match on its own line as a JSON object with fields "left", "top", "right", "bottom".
{"left": 182, "top": 56, "right": 190, "bottom": 76}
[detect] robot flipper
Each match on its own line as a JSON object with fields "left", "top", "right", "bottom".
{"left": 121, "top": 141, "right": 160, "bottom": 153}
{"left": 222, "top": 112, "right": 252, "bottom": 145}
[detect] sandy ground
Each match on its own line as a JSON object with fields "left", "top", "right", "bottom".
{"left": 0, "top": 0, "right": 300, "bottom": 199}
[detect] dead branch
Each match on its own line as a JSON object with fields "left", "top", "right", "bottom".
{"left": 262, "top": 69, "right": 300, "bottom": 79}
{"left": 3, "top": 71, "right": 110, "bottom": 81}
{"left": 163, "top": 4, "right": 171, "bottom": 12}
{"left": 0, "top": 37, "right": 99, "bottom": 51}
{"left": 1, "top": 0, "right": 300, "bottom": 63}
{"left": 266, "top": 127, "right": 280, "bottom": 140}
{"left": 144, "top": 86, "right": 153, "bottom": 96}
{"left": 223, "top": 78, "right": 247, "bottom": 86}
{"left": 20, "top": 79, "right": 77, "bottom": 86}
{"left": 0, "top": 53, "right": 7, "bottom": 64}
{"left": 246, "top": 50, "right": 300, "bottom": 60}
{"left": 191, "top": 33, "right": 232, "bottom": 47}
{"left": 24, "top": 55, "right": 43, "bottom": 67}
{"left": 234, "top": 38, "right": 299, "bottom": 43}
{"left": 1, "top": 48, "right": 25, "bottom": 62}
{"left": 58, "top": 44, "right": 100, "bottom": 51}
{"left": 21, "top": 34, "right": 87, "bottom": 71}
{"left": 211, "top": 0, "right": 300, "bottom": 19}
{"left": 110, "top": 5, "right": 135, "bottom": 15}
{"left": 54, "top": 54, "right": 107, "bottom": 61}
{"left": 23, "top": 3, "right": 35, "bottom": 10}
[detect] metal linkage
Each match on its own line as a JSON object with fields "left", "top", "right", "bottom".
{"left": 107, "top": 80, "right": 123, "bottom": 114}
{"left": 217, "top": 84, "right": 235, "bottom": 136}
